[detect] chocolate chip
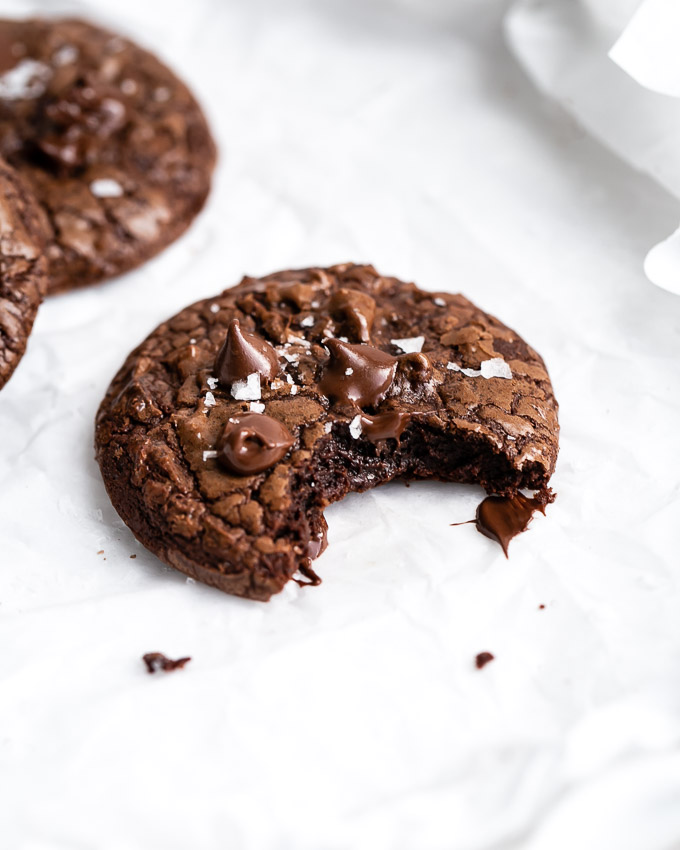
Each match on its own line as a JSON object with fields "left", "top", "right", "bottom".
{"left": 215, "top": 319, "right": 280, "bottom": 387}
{"left": 319, "top": 339, "right": 397, "bottom": 407}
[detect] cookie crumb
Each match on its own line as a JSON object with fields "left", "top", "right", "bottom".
{"left": 475, "top": 651, "right": 494, "bottom": 670}
{"left": 97, "top": 550, "right": 104, "bottom": 555}
{"left": 130, "top": 554, "right": 137, "bottom": 559}
{"left": 538, "top": 604, "right": 545, "bottom": 610}
{"left": 142, "top": 652, "right": 191, "bottom": 674}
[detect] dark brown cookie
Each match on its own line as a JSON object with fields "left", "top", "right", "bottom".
{"left": 0, "top": 155, "right": 48, "bottom": 390}
{"left": 0, "top": 18, "right": 216, "bottom": 293}
{"left": 95, "top": 264, "right": 559, "bottom": 601}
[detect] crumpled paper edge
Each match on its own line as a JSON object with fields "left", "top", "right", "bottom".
{"left": 505, "top": 0, "right": 680, "bottom": 295}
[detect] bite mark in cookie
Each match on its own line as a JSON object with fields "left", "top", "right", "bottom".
{"left": 95, "top": 264, "right": 560, "bottom": 601}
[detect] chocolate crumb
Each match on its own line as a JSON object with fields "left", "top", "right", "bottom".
{"left": 538, "top": 604, "right": 545, "bottom": 610}
{"left": 475, "top": 651, "right": 495, "bottom": 670}
{"left": 130, "top": 554, "right": 137, "bottom": 559}
{"left": 142, "top": 652, "right": 191, "bottom": 674}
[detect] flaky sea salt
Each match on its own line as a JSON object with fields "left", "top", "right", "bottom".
{"left": 250, "top": 401, "right": 265, "bottom": 413}
{"left": 210, "top": 303, "right": 220, "bottom": 313}
{"left": 120, "top": 78, "right": 137, "bottom": 95}
{"left": 290, "top": 385, "right": 299, "bottom": 395}
{"left": 349, "top": 415, "right": 363, "bottom": 439}
{"left": 480, "top": 359, "right": 513, "bottom": 379}
{"left": 206, "top": 376, "right": 218, "bottom": 390}
{"left": 345, "top": 367, "right": 354, "bottom": 376}
{"left": 447, "top": 358, "right": 512, "bottom": 379}
{"left": 324, "top": 422, "right": 333, "bottom": 433}
{"left": 53, "top": 45, "right": 78, "bottom": 66}
{"left": 204, "top": 391, "right": 216, "bottom": 407}
{"left": 231, "top": 373, "right": 261, "bottom": 401}
{"left": 202, "top": 450, "right": 218, "bottom": 461}
{"left": 433, "top": 297, "right": 446, "bottom": 307}
{"left": 300, "top": 316, "right": 314, "bottom": 327}
{"left": 447, "top": 362, "right": 478, "bottom": 377}
{"left": 391, "top": 336, "right": 425, "bottom": 354}
{"left": 90, "top": 178, "right": 124, "bottom": 198}
{"left": 0, "top": 59, "right": 51, "bottom": 99}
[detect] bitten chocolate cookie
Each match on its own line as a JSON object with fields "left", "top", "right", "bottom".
{"left": 0, "top": 18, "right": 216, "bottom": 293}
{"left": 0, "top": 156, "right": 48, "bottom": 390}
{"left": 95, "top": 264, "right": 559, "bottom": 601}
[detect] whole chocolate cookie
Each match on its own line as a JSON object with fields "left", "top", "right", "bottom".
{"left": 95, "top": 264, "right": 559, "bottom": 601}
{"left": 0, "top": 156, "right": 48, "bottom": 390}
{"left": 0, "top": 18, "right": 216, "bottom": 293}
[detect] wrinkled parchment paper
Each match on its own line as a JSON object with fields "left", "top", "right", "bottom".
{"left": 1, "top": 1, "right": 680, "bottom": 848}
{"left": 507, "top": 0, "right": 680, "bottom": 295}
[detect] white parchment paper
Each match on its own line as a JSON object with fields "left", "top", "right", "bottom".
{"left": 1, "top": 1, "right": 680, "bottom": 848}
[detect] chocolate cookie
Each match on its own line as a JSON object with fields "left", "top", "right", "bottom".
{"left": 0, "top": 156, "right": 48, "bottom": 390}
{"left": 95, "top": 264, "right": 559, "bottom": 601}
{"left": 0, "top": 18, "right": 216, "bottom": 293}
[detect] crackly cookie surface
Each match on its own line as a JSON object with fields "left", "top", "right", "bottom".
{"left": 0, "top": 17, "right": 216, "bottom": 293}
{"left": 0, "top": 156, "right": 48, "bottom": 390}
{"left": 95, "top": 264, "right": 559, "bottom": 601}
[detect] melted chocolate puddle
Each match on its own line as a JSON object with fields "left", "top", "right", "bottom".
{"left": 452, "top": 491, "right": 552, "bottom": 556}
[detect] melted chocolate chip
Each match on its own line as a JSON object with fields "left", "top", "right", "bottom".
{"left": 217, "top": 412, "right": 294, "bottom": 476}
{"left": 215, "top": 319, "right": 279, "bottom": 387}
{"left": 360, "top": 411, "right": 410, "bottom": 442}
{"left": 294, "top": 561, "right": 322, "bottom": 587}
{"left": 320, "top": 339, "right": 397, "bottom": 407}
{"left": 328, "top": 288, "right": 376, "bottom": 343}
{"left": 294, "top": 527, "right": 327, "bottom": 587}
{"left": 306, "top": 527, "right": 328, "bottom": 561}
{"left": 475, "top": 492, "right": 547, "bottom": 557}
{"left": 142, "top": 652, "right": 191, "bottom": 674}
{"left": 475, "top": 652, "right": 494, "bottom": 670}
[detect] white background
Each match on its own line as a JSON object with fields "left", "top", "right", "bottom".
{"left": 1, "top": 1, "right": 680, "bottom": 848}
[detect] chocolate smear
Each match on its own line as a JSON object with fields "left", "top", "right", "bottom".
{"left": 294, "top": 561, "right": 323, "bottom": 587}
{"left": 320, "top": 339, "right": 397, "bottom": 407}
{"left": 218, "top": 412, "right": 295, "bottom": 476}
{"left": 215, "top": 319, "right": 279, "bottom": 387}
{"left": 475, "top": 492, "right": 549, "bottom": 557}
{"left": 143, "top": 652, "right": 191, "bottom": 674}
{"left": 475, "top": 652, "right": 494, "bottom": 670}
{"left": 360, "top": 411, "right": 410, "bottom": 442}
